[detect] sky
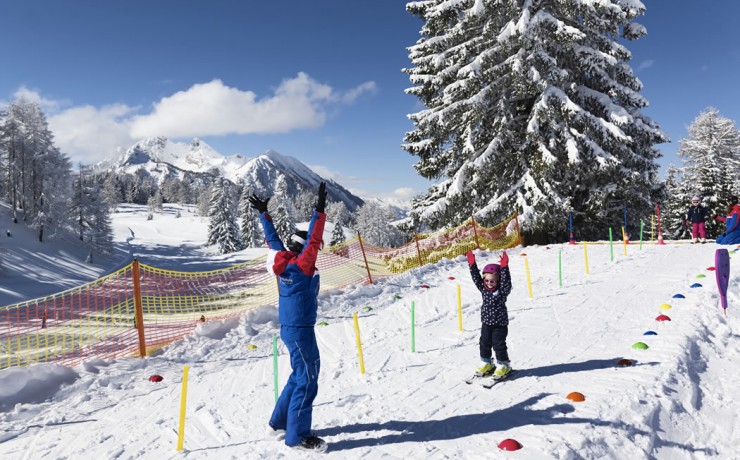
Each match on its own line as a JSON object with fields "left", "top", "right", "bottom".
{"left": 1, "top": 200, "right": 739, "bottom": 458}
{"left": 1, "top": 1, "right": 739, "bottom": 202}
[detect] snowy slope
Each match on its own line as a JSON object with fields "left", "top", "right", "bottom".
{"left": 1, "top": 215, "right": 739, "bottom": 459}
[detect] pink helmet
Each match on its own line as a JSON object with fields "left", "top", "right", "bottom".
{"left": 482, "top": 263, "right": 500, "bottom": 274}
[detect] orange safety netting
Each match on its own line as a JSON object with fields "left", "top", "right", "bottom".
{"left": 0, "top": 213, "right": 520, "bottom": 370}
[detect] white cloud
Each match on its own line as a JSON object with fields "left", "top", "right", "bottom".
{"left": 6, "top": 73, "right": 377, "bottom": 164}
{"left": 12, "top": 86, "right": 66, "bottom": 113}
{"left": 341, "top": 81, "right": 378, "bottom": 104}
{"left": 636, "top": 59, "right": 654, "bottom": 71}
{"left": 48, "top": 104, "right": 138, "bottom": 164}
{"left": 130, "top": 74, "right": 377, "bottom": 138}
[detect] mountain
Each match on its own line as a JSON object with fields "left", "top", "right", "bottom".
{"left": 99, "top": 137, "right": 364, "bottom": 212}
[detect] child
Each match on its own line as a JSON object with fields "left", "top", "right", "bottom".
{"left": 466, "top": 250, "right": 512, "bottom": 379}
{"left": 685, "top": 195, "right": 708, "bottom": 243}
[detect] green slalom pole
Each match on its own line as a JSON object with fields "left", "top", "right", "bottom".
{"left": 640, "top": 219, "right": 645, "bottom": 250}
{"left": 558, "top": 249, "right": 563, "bottom": 288}
{"left": 411, "top": 301, "right": 416, "bottom": 353}
{"left": 272, "top": 336, "right": 279, "bottom": 403}
{"left": 609, "top": 228, "right": 614, "bottom": 262}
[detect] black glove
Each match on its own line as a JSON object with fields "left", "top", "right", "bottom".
{"left": 316, "top": 182, "right": 327, "bottom": 213}
{"left": 248, "top": 194, "right": 270, "bottom": 214}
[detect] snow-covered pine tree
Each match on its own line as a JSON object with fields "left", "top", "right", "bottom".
{"left": 207, "top": 177, "right": 242, "bottom": 254}
{"left": 270, "top": 174, "right": 296, "bottom": 241}
{"left": 354, "top": 201, "right": 405, "bottom": 247}
{"left": 329, "top": 221, "right": 346, "bottom": 247}
{"left": 403, "top": 0, "right": 667, "bottom": 242}
{"left": 147, "top": 189, "right": 163, "bottom": 213}
{"left": 69, "top": 167, "right": 113, "bottom": 262}
{"left": 675, "top": 107, "right": 740, "bottom": 238}
{"left": 326, "top": 200, "right": 353, "bottom": 228}
{"left": 86, "top": 179, "right": 114, "bottom": 263}
{"left": 662, "top": 165, "right": 693, "bottom": 240}
{"left": 238, "top": 182, "right": 263, "bottom": 248}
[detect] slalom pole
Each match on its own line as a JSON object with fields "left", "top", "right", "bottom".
{"left": 411, "top": 301, "right": 416, "bottom": 352}
{"left": 621, "top": 226, "right": 627, "bottom": 256}
{"left": 176, "top": 365, "right": 190, "bottom": 451}
{"left": 524, "top": 255, "right": 533, "bottom": 298}
{"left": 457, "top": 284, "right": 463, "bottom": 332}
{"left": 640, "top": 219, "right": 645, "bottom": 250}
{"left": 558, "top": 249, "right": 563, "bottom": 288}
{"left": 583, "top": 241, "right": 589, "bottom": 274}
{"left": 272, "top": 336, "right": 279, "bottom": 402}
{"left": 352, "top": 313, "right": 366, "bottom": 374}
{"left": 569, "top": 212, "right": 576, "bottom": 244}
{"left": 651, "top": 215, "right": 655, "bottom": 244}
{"left": 609, "top": 228, "right": 614, "bottom": 262}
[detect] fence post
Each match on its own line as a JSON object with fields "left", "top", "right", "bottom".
{"left": 414, "top": 234, "right": 424, "bottom": 267}
{"left": 471, "top": 217, "right": 481, "bottom": 249}
{"left": 357, "top": 233, "right": 373, "bottom": 284}
{"left": 132, "top": 259, "right": 147, "bottom": 357}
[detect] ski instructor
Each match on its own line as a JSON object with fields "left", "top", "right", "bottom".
{"left": 248, "top": 182, "right": 328, "bottom": 452}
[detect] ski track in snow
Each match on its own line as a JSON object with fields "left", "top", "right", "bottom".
{"left": 1, "top": 242, "right": 739, "bottom": 459}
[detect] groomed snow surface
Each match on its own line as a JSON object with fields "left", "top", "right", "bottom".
{"left": 1, "top": 205, "right": 739, "bottom": 459}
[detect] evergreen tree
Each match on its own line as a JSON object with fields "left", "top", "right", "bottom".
{"left": 238, "top": 182, "right": 263, "bottom": 248}
{"left": 102, "top": 173, "right": 123, "bottom": 209}
{"left": 675, "top": 107, "right": 740, "bottom": 238}
{"left": 0, "top": 98, "right": 71, "bottom": 231}
{"left": 207, "top": 177, "right": 242, "bottom": 254}
{"left": 403, "top": 0, "right": 666, "bottom": 242}
{"left": 329, "top": 221, "right": 346, "bottom": 247}
{"left": 663, "top": 166, "right": 693, "bottom": 239}
{"left": 148, "top": 189, "right": 164, "bottom": 213}
{"left": 326, "top": 200, "right": 353, "bottom": 227}
{"left": 354, "top": 201, "right": 404, "bottom": 247}
{"left": 69, "top": 167, "right": 113, "bottom": 261}
{"left": 270, "top": 174, "right": 296, "bottom": 240}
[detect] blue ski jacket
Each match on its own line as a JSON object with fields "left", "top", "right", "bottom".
{"left": 259, "top": 210, "right": 326, "bottom": 326}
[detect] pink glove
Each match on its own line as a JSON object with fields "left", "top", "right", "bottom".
{"left": 466, "top": 251, "right": 475, "bottom": 265}
{"left": 500, "top": 251, "right": 509, "bottom": 268}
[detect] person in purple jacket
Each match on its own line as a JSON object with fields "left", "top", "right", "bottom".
{"left": 466, "top": 250, "right": 512, "bottom": 380}
{"left": 249, "top": 182, "right": 328, "bottom": 452}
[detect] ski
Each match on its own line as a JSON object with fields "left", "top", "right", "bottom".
{"left": 481, "top": 369, "right": 517, "bottom": 389}
{"left": 464, "top": 369, "right": 494, "bottom": 384}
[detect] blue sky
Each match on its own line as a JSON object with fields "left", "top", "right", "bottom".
{"left": 1, "top": 1, "right": 739, "bottom": 202}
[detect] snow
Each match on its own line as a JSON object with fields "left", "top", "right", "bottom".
{"left": 1, "top": 204, "right": 740, "bottom": 459}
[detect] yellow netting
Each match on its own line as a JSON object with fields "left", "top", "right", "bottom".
{"left": 0, "top": 214, "right": 521, "bottom": 369}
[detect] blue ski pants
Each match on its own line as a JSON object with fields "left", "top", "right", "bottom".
{"left": 269, "top": 326, "right": 321, "bottom": 446}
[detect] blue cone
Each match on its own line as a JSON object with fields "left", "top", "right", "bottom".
{"left": 690, "top": 283, "right": 702, "bottom": 288}
{"left": 672, "top": 294, "right": 685, "bottom": 299}
{"left": 643, "top": 331, "right": 658, "bottom": 335}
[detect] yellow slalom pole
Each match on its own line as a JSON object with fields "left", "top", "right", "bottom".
{"left": 524, "top": 256, "right": 533, "bottom": 299}
{"left": 353, "top": 313, "right": 366, "bottom": 374}
{"left": 176, "top": 365, "right": 190, "bottom": 451}
{"left": 457, "top": 284, "right": 463, "bottom": 331}
{"left": 583, "top": 241, "right": 590, "bottom": 274}
{"left": 621, "top": 226, "right": 627, "bottom": 256}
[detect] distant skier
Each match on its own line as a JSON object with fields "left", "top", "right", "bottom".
{"left": 466, "top": 250, "right": 513, "bottom": 380}
{"left": 685, "top": 195, "right": 708, "bottom": 243}
{"left": 249, "top": 182, "right": 328, "bottom": 452}
{"left": 5, "top": 229, "right": 10, "bottom": 237}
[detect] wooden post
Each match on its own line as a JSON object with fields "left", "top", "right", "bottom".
{"left": 471, "top": 217, "right": 481, "bottom": 249}
{"left": 414, "top": 234, "right": 424, "bottom": 267}
{"left": 357, "top": 233, "right": 373, "bottom": 284}
{"left": 132, "top": 259, "right": 147, "bottom": 357}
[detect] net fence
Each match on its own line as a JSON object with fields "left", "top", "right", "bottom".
{"left": 0, "top": 213, "right": 520, "bottom": 369}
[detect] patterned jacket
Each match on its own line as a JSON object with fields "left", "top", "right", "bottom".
{"left": 259, "top": 210, "right": 326, "bottom": 327}
{"left": 470, "top": 263, "right": 512, "bottom": 326}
